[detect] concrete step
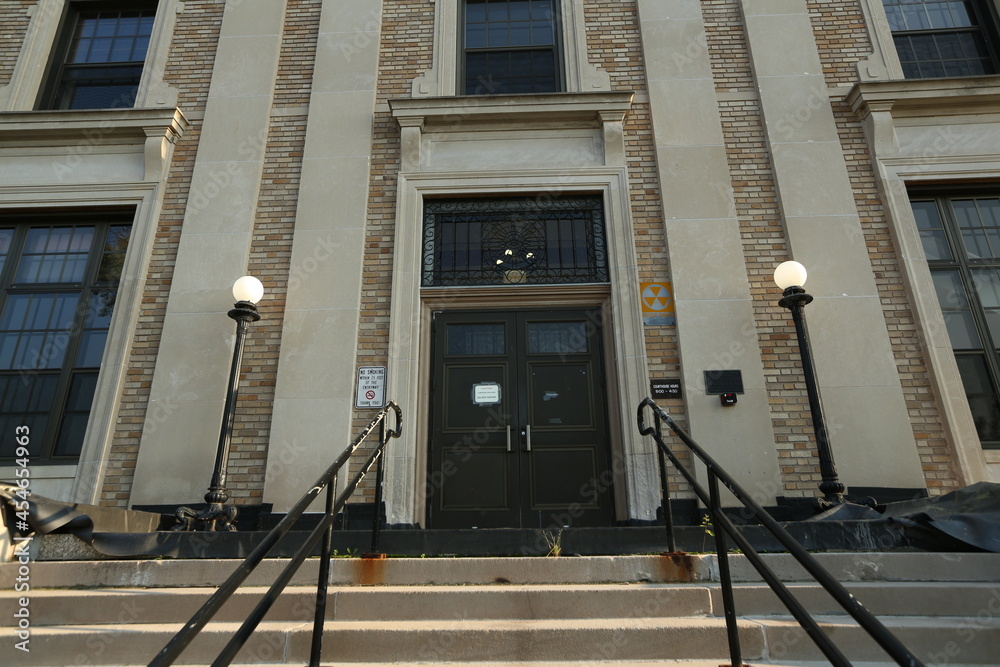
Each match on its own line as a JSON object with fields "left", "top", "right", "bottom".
{"left": 5, "top": 552, "right": 1000, "bottom": 589}
{"left": 3, "top": 581, "right": 997, "bottom": 627}
{"left": 3, "top": 615, "right": 997, "bottom": 665}
{"left": 0, "top": 618, "right": 767, "bottom": 666}
{"left": 755, "top": 615, "right": 1000, "bottom": 664}
{"left": 710, "top": 581, "right": 1000, "bottom": 618}
{"left": 100, "top": 663, "right": 994, "bottom": 667}
{"left": 2, "top": 553, "right": 997, "bottom": 665}
{"left": 181, "top": 663, "right": 991, "bottom": 667}
{"left": 0, "top": 583, "right": 712, "bottom": 626}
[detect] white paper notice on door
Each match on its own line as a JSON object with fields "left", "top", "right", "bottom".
{"left": 472, "top": 382, "right": 501, "bottom": 406}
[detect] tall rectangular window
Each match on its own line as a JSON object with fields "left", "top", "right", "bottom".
{"left": 883, "top": 0, "right": 999, "bottom": 77}
{"left": 910, "top": 192, "right": 1000, "bottom": 448}
{"left": 463, "top": 0, "right": 561, "bottom": 95}
{"left": 42, "top": 2, "right": 158, "bottom": 110}
{"left": 0, "top": 212, "right": 131, "bottom": 463}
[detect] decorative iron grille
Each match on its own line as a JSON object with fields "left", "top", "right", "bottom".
{"left": 422, "top": 196, "right": 608, "bottom": 287}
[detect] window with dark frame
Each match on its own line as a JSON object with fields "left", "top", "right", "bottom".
{"left": 0, "top": 212, "right": 132, "bottom": 463}
{"left": 422, "top": 195, "right": 608, "bottom": 287}
{"left": 910, "top": 191, "right": 1000, "bottom": 448}
{"left": 41, "top": 1, "right": 158, "bottom": 110}
{"left": 463, "top": 0, "right": 561, "bottom": 95}
{"left": 882, "top": 0, "right": 999, "bottom": 77}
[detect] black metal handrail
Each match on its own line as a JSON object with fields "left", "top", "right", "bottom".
{"left": 148, "top": 401, "right": 403, "bottom": 667}
{"left": 637, "top": 397, "right": 923, "bottom": 667}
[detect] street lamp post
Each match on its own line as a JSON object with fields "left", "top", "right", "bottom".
{"left": 174, "top": 276, "right": 264, "bottom": 531}
{"left": 773, "top": 261, "right": 845, "bottom": 509}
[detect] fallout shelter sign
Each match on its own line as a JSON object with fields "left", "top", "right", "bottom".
{"left": 641, "top": 282, "right": 675, "bottom": 326}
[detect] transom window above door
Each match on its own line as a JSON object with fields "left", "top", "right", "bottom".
{"left": 463, "top": 0, "right": 562, "bottom": 95}
{"left": 421, "top": 195, "right": 608, "bottom": 287}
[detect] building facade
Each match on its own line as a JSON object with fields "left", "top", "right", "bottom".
{"left": 0, "top": 0, "right": 997, "bottom": 529}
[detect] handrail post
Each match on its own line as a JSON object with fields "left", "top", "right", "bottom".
{"left": 368, "top": 419, "right": 387, "bottom": 555}
{"left": 309, "top": 474, "right": 337, "bottom": 667}
{"left": 710, "top": 472, "right": 743, "bottom": 667}
{"left": 635, "top": 398, "right": 922, "bottom": 667}
{"left": 655, "top": 430, "right": 676, "bottom": 553}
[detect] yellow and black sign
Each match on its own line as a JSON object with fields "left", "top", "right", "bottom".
{"left": 640, "top": 282, "right": 675, "bottom": 325}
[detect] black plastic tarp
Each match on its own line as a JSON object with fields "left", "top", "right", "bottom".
{"left": 809, "top": 481, "right": 1000, "bottom": 552}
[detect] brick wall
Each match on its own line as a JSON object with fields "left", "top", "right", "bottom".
{"left": 702, "top": 0, "right": 754, "bottom": 94}
{"left": 806, "top": 0, "right": 874, "bottom": 88}
{"left": 585, "top": 0, "right": 690, "bottom": 492}
{"left": 350, "top": 0, "right": 434, "bottom": 500}
{"left": 0, "top": 1, "right": 35, "bottom": 87}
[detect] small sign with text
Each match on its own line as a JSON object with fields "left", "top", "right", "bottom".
{"left": 355, "top": 366, "right": 386, "bottom": 408}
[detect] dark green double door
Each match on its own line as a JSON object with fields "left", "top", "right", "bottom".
{"left": 427, "top": 309, "right": 614, "bottom": 529}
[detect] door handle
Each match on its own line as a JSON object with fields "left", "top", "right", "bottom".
{"left": 524, "top": 424, "right": 531, "bottom": 452}
{"left": 506, "top": 424, "right": 512, "bottom": 453}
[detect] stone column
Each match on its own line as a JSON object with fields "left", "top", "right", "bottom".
{"left": 741, "top": 0, "right": 925, "bottom": 490}
{"left": 637, "top": 0, "right": 782, "bottom": 504}
{"left": 263, "top": 1, "right": 383, "bottom": 510}
{"left": 131, "top": 0, "right": 288, "bottom": 505}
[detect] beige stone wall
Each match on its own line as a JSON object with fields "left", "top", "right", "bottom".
{"left": 224, "top": 0, "right": 321, "bottom": 502}
{"left": 805, "top": 0, "right": 960, "bottom": 493}
{"left": 103, "top": 0, "right": 322, "bottom": 506}
{"left": 101, "top": 1, "right": 227, "bottom": 506}
{"left": 698, "top": 0, "right": 960, "bottom": 496}
{"left": 703, "top": 0, "right": 823, "bottom": 497}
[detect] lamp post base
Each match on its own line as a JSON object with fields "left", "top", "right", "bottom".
{"left": 172, "top": 503, "right": 238, "bottom": 532}
{"left": 815, "top": 495, "right": 846, "bottom": 512}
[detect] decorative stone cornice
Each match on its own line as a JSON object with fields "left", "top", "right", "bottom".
{"left": 389, "top": 92, "right": 634, "bottom": 172}
{"left": 0, "top": 107, "right": 188, "bottom": 143}
{"left": 848, "top": 76, "right": 1000, "bottom": 119}
{"left": 0, "top": 107, "right": 189, "bottom": 182}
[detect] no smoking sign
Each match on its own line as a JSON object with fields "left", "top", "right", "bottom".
{"left": 355, "top": 367, "right": 386, "bottom": 408}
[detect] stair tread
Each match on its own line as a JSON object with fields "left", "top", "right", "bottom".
{"left": 0, "top": 581, "right": 997, "bottom": 599}
{"left": 108, "top": 663, "right": 950, "bottom": 667}
{"left": 749, "top": 613, "right": 1000, "bottom": 627}
{"left": 108, "top": 663, "right": 953, "bottom": 667}
{"left": 0, "top": 617, "right": 757, "bottom": 632}
{"left": 4, "top": 613, "right": 997, "bottom": 633}
{"left": 0, "top": 582, "right": 711, "bottom": 595}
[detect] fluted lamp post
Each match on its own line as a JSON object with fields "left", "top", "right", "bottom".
{"left": 774, "top": 261, "right": 845, "bottom": 509}
{"left": 174, "top": 276, "right": 264, "bottom": 531}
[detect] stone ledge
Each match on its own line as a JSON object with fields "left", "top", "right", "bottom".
{"left": 848, "top": 75, "right": 1000, "bottom": 119}
{"left": 389, "top": 91, "right": 635, "bottom": 128}
{"left": 0, "top": 107, "right": 188, "bottom": 143}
